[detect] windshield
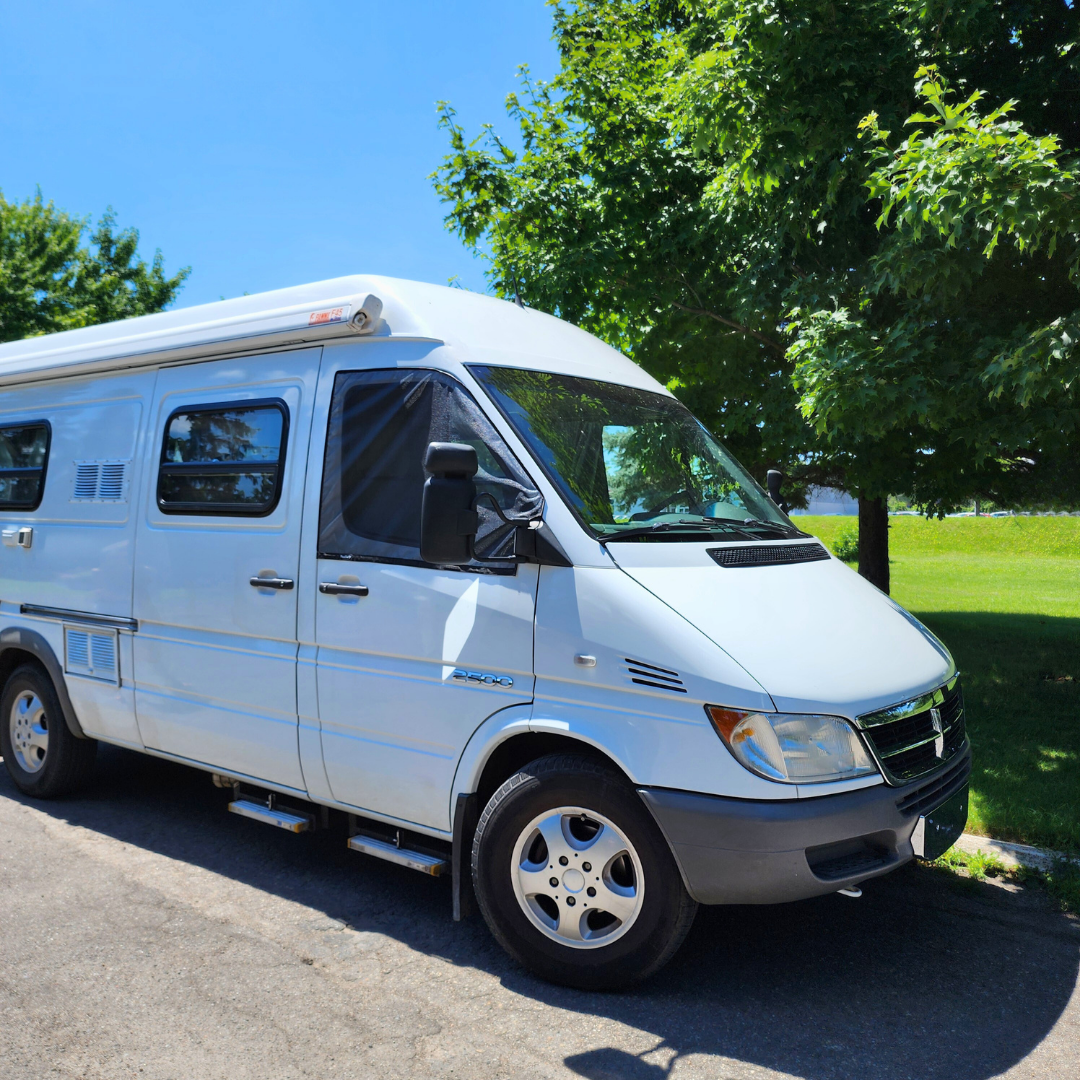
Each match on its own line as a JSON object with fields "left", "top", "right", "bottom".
{"left": 470, "top": 367, "right": 799, "bottom": 541}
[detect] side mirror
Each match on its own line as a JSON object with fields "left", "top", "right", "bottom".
{"left": 766, "top": 469, "right": 788, "bottom": 513}
{"left": 420, "top": 442, "right": 479, "bottom": 564}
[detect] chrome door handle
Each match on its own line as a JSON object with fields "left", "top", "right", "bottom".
{"left": 318, "top": 582, "right": 369, "bottom": 597}
{"left": 250, "top": 576, "right": 294, "bottom": 590}
{"left": 2, "top": 527, "right": 32, "bottom": 549}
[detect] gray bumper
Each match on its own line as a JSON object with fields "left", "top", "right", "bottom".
{"left": 639, "top": 748, "right": 971, "bottom": 905}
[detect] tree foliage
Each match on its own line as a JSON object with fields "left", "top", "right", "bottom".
{"left": 792, "top": 64, "right": 1080, "bottom": 507}
{"left": 434, "top": 0, "right": 1080, "bottom": 585}
{"left": 0, "top": 190, "right": 189, "bottom": 344}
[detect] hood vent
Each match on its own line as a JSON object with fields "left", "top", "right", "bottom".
{"left": 708, "top": 542, "right": 829, "bottom": 568}
{"left": 625, "top": 658, "right": 687, "bottom": 694}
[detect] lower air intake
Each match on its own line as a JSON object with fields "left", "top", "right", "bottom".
{"left": 708, "top": 543, "right": 830, "bottom": 567}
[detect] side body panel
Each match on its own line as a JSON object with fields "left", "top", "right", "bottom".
{"left": 0, "top": 369, "right": 155, "bottom": 746}
{"left": 535, "top": 564, "right": 804, "bottom": 801}
{"left": 131, "top": 349, "right": 320, "bottom": 789}
{"left": 300, "top": 339, "right": 538, "bottom": 832}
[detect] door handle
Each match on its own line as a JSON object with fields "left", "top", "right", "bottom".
{"left": 318, "top": 582, "right": 369, "bottom": 597}
{"left": 249, "top": 576, "right": 294, "bottom": 590}
{"left": 2, "top": 527, "right": 32, "bottom": 549}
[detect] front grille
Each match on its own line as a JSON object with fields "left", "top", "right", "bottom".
{"left": 707, "top": 543, "right": 830, "bottom": 567}
{"left": 896, "top": 751, "right": 972, "bottom": 818}
{"left": 857, "top": 678, "right": 967, "bottom": 785}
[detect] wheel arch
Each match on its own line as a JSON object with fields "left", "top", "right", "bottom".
{"left": 0, "top": 628, "right": 86, "bottom": 739}
{"left": 474, "top": 731, "right": 628, "bottom": 816}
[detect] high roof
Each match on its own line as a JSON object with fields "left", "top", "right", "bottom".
{"left": 0, "top": 274, "right": 666, "bottom": 394}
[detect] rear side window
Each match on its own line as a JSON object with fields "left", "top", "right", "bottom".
{"left": 0, "top": 422, "right": 50, "bottom": 511}
{"left": 157, "top": 400, "right": 288, "bottom": 516}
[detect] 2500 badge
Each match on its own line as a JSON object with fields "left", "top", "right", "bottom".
{"left": 451, "top": 669, "right": 514, "bottom": 689}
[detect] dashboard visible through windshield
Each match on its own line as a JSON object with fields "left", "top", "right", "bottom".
{"left": 470, "top": 366, "right": 804, "bottom": 543}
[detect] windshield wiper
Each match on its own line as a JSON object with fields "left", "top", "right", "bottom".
{"left": 596, "top": 521, "right": 752, "bottom": 545}
{"left": 740, "top": 516, "right": 806, "bottom": 536}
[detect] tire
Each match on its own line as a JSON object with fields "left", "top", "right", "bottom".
{"left": 472, "top": 753, "right": 697, "bottom": 990}
{"left": 0, "top": 664, "right": 96, "bottom": 798}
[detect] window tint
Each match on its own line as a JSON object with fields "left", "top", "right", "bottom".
{"left": 318, "top": 370, "right": 542, "bottom": 566}
{"left": 157, "top": 401, "right": 287, "bottom": 515}
{"left": 0, "top": 423, "right": 50, "bottom": 510}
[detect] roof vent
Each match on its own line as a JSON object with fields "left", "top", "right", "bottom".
{"left": 708, "top": 543, "right": 829, "bottom": 568}
{"left": 72, "top": 460, "right": 129, "bottom": 503}
{"left": 625, "top": 658, "right": 687, "bottom": 694}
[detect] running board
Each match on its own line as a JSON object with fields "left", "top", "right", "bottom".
{"left": 229, "top": 799, "right": 312, "bottom": 833}
{"left": 347, "top": 834, "right": 448, "bottom": 876}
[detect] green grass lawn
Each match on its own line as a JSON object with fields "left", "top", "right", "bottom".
{"left": 798, "top": 515, "right": 1080, "bottom": 853}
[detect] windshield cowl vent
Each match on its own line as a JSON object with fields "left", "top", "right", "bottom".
{"left": 625, "top": 658, "right": 687, "bottom": 694}
{"left": 708, "top": 542, "right": 830, "bottom": 568}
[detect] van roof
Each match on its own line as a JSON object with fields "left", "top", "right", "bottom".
{"left": 0, "top": 274, "right": 667, "bottom": 394}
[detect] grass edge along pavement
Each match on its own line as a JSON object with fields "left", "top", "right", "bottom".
{"left": 797, "top": 515, "right": 1080, "bottom": 856}
{"left": 930, "top": 844, "right": 1080, "bottom": 914}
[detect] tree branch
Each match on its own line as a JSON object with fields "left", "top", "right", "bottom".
{"left": 670, "top": 301, "right": 788, "bottom": 355}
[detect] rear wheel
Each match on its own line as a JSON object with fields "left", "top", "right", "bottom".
{"left": 472, "top": 753, "right": 697, "bottom": 990}
{"left": 0, "top": 664, "right": 96, "bottom": 798}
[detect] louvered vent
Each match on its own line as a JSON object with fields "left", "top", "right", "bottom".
{"left": 73, "top": 463, "right": 100, "bottom": 499}
{"left": 71, "top": 460, "right": 129, "bottom": 502}
{"left": 64, "top": 627, "right": 119, "bottom": 683}
{"left": 625, "top": 658, "right": 687, "bottom": 694}
{"left": 707, "top": 543, "right": 830, "bottom": 568}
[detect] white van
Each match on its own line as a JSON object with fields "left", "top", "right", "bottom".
{"left": 0, "top": 276, "right": 969, "bottom": 988}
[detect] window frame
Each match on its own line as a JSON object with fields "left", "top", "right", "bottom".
{"left": 0, "top": 420, "right": 52, "bottom": 512}
{"left": 156, "top": 397, "right": 290, "bottom": 518}
{"left": 316, "top": 368, "right": 541, "bottom": 571}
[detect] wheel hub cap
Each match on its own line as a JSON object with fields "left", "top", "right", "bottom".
{"left": 510, "top": 805, "right": 644, "bottom": 950}
{"left": 10, "top": 690, "right": 48, "bottom": 774}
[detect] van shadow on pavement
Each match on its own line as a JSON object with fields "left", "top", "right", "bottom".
{"left": 5, "top": 742, "right": 1077, "bottom": 1080}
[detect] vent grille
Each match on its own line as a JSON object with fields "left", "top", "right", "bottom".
{"left": 73, "top": 463, "right": 100, "bottom": 499}
{"left": 708, "top": 543, "right": 830, "bottom": 567}
{"left": 625, "top": 658, "right": 687, "bottom": 694}
{"left": 807, "top": 843, "right": 892, "bottom": 882}
{"left": 64, "top": 627, "right": 119, "bottom": 683}
{"left": 72, "top": 460, "right": 129, "bottom": 502}
{"left": 896, "top": 750, "right": 972, "bottom": 817}
{"left": 859, "top": 679, "right": 967, "bottom": 786}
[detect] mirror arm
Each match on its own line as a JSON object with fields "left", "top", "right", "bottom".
{"left": 469, "top": 492, "right": 570, "bottom": 566}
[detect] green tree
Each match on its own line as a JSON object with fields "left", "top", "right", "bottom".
{"left": 434, "top": 0, "right": 1078, "bottom": 592}
{"left": 791, "top": 67, "right": 1080, "bottom": 527}
{"left": 0, "top": 190, "right": 189, "bottom": 343}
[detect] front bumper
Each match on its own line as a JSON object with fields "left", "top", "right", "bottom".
{"left": 639, "top": 748, "right": 970, "bottom": 904}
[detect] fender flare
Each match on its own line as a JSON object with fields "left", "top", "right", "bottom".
{"left": 0, "top": 626, "right": 87, "bottom": 739}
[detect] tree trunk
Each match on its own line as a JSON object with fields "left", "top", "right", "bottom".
{"left": 858, "top": 495, "right": 890, "bottom": 594}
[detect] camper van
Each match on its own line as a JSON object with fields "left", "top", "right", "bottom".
{"left": 0, "top": 277, "right": 968, "bottom": 989}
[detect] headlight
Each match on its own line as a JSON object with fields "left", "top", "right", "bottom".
{"left": 705, "top": 706, "right": 878, "bottom": 784}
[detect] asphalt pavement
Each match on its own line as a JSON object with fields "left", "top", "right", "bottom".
{"left": 1, "top": 744, "right": 1077, "bottom": 1080}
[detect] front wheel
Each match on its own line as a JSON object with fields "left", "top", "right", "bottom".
{"left": 472, "top": 753, "right": 697, "bottom": 990}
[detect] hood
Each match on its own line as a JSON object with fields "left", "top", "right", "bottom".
{"left": 607, "top": 541, "right": 953, "bottom": 718}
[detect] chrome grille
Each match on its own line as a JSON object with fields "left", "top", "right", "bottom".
{"left": 856, "top": 677, "right": 967, "bottom": 785}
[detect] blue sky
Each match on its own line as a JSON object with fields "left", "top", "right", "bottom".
{"left": 0, "top": 1, "right": 558, "bottom": 309}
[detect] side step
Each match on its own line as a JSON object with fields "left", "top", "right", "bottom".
{"left": 229, "top": 799, "right": 312, "bottom": 833}
{"left": 347, "top": 834, "right": 448, "bottom": 876}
